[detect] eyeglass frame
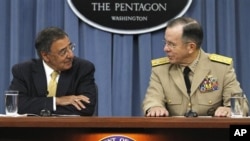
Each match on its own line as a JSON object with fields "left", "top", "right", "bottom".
{"left": 49, "top": 42, "right": 76, "bottom": 57}
{"left": 163, "top": 40, "right": 177, "bottom": 49}
{"left": 163, "top": 40, "right": 194, "bottom": 49}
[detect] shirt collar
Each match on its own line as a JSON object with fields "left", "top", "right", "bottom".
{"left": 180, "top": 50, "right": 201, "bottom": 73}
{"left": 43, "top": 61, "right": 55, "bottom": 78}
{"left": 189, "top": 50, "right": 201, "bottom": 72}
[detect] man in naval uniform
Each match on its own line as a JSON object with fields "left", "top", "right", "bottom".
{"left": 142, "top": 17, "right": 249, "bottom": 117}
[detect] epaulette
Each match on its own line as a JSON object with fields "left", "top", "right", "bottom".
{"left": 209, "top": 54, "right": 232, "bottom": 65}
{"left": 151, "top": 57, "right": 170, "bottom": 67}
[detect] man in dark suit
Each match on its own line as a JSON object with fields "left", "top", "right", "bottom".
{"left": 8, "top": 27, "right": 97, "bottom": 116}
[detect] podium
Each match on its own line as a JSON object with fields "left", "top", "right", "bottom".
{"left": 0, "top": 116, "right": 250, "bottom": 141}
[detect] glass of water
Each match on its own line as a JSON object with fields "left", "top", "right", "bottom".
{"left": 5, "top": 90, "right": 19, "bottom": 116}
{"left": 230, "top": 92, "right": 244, "bottom": 118}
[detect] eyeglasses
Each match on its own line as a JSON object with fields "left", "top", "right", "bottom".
{"left": 163, "top": 40, "right": 192, "bottom": 49}
{"left": 56, "top": 43, "right": 76, "bottom": 57}
{"left": 163, "top": 40, "right": 177, "bottom": 49}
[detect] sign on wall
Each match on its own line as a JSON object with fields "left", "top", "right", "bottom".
{"left": 67, "top": 0, "right": 192, "bottom": 34}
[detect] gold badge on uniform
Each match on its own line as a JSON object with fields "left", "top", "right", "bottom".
{"left": 199, "top": 75, "right": 218, "bottom": 93}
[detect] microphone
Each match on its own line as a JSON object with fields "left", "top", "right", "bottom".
{"left": 40, "top": 108, "right": 51, "bottom": 117}
{"left": 184, "top": 94, "right": 198, "bottom": 117}
{"left": 40, "top": 91, "right": 51, "bottom": 117}
{"left": 184, "top": 108, "right": 198, "bottom": 117}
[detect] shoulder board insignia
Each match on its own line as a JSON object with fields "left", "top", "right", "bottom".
{"left": 151, "top": 57, "right": 169, "bottom": 67}
{"left": 209, "top": 54, "right": 232, "bottom": 65}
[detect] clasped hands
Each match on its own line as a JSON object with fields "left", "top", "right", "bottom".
{"left": 56, "top": 95, "right": 90, "bottom": 110}
{"left": 146, "top": 106, "right": 231, "bottom": 117}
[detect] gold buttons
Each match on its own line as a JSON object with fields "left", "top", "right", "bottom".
{"left": 208, "top": 100, "right": 212, "bottom": 104}
{"left": 168, "top": 99, "right": 172, "bottom": 103}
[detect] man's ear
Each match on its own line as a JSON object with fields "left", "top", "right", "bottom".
{"left": 188, "top": 42, "right": 197, "bottom": 54}
{"left": 41, "top": 52, "right": 49, "bottom": 62}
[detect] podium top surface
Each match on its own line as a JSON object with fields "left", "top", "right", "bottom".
{"left": 1, "top": 116, "right": 250, "bottom": 128}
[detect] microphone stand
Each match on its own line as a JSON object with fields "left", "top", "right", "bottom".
{"left": 40, "top": 91, "right": 51, "bottom": 117}
{"left": 184, "top": 92, "right": 198, "bottom": 117}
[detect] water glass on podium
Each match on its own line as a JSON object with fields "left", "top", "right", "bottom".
{"left": 230, "top": 92, "right": 244, "bottom": 118}
{"left": 5, "top": 90, "right": 19, "bottom": 116}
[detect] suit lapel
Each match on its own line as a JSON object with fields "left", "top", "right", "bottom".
{"left": 32, "top": 60, "right": 48, "bottom": 96}
{"left": 190, "top": 51, "right": 211, "bottom": 96}
{"left": 169, "top": 65, "right": 189, "bottom": 97}
{"left": 191, "top": 67, "right": 210, "bottom": 96}
{"left": 56, "top": 71, "right": 72, "bottom": 96}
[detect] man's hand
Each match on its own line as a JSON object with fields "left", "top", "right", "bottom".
{"left": 214, "top": 106, "right": 231, "bottom": 117}
{"left": 56, "top": 95, "right": 90, "bottom": 110}
{"left": 146, "top": 106, "right": 169, "bottom": 117}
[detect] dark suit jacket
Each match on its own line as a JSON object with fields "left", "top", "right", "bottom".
{"left": 9, "top": 57, "right": 97, "bottom": 116}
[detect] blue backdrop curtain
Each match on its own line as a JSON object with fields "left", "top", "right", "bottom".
{"left": 0, "top": 0, "right": 250, "bottom": 116}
